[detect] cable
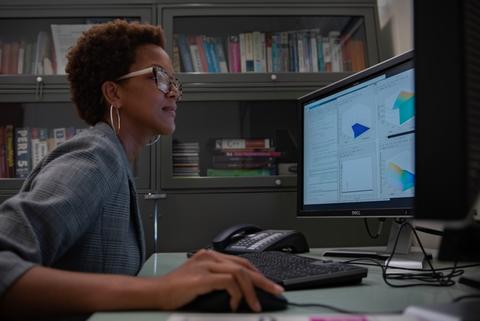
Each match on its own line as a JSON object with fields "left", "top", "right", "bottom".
{"left": 415, "top": 225, "right": 444, "bottom": 236}
{"left": 344, "top": 221, "right": 470, "bottom": 288}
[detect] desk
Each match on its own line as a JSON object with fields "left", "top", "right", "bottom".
{"left": 88, "top": 250, "right": 479, "bottom": 321}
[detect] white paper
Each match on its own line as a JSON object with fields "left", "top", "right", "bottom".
{"left": 50, "top": 24, "right": 93, "bottom": 74}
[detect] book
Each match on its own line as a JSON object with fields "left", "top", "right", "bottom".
{"left": 227, "top": 35, "right": 240, "bottom": 73}
{"left": 1, "top": 42, "right": 11, "bottom": 74}
{"left": 173, "top": 141, "right": 200, "bottom": 177}
{"left": 194, "top": 35, "right": 209, "bottom": 72}
{"left": 203, "top": 36, "right": 218, "bottom": 72}
{"left": 206, "top": 168, "right": 274, "bottom": 177}
{"left": 244, "top": 32, "right": 254, "bottom": 72}
{"left": 15, "top": 127, "right": 31, "bottom": 178}
{"left": 214, "top": 138, "right": 271, "bottom": 150}
{"left": 239, "top": 33, "right": 247, "bottom": 72}
{"left": 215, "top": 150, "right": 281, "bottom": 157}
{"left": 176, "top": 34, "right": 194, "bottom": 72}
{"left": 5, "top": 125, "right": 14, "bottom": 177}
{"left": 329, "top": 30, "right": 343, "bottom": 72}
{"left": 172, "top": 40, "right": 181, "bottom": 73}
{"left": 213, "top": 37, "right": 228, "bottom": 73}
{"left": 31, "top": 127, "right": 49, "bottom": 168}
{"left": 52, "top": 127, "right": 66, "bottom": 148}
{"left": 187, "top": 35, "right": 203, "bottom": 72}
{"left": 50, "top": 24, "right": 92, "bottom": 74}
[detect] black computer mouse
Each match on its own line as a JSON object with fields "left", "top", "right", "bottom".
{"left": 179, "top": 287, "right": 288, "bottom": 312}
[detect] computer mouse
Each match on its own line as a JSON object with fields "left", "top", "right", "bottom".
{"left": 179, "top": 287, "right": 288, "bottom": 312}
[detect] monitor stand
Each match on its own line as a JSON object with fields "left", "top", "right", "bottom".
{"left": 323, "top": 219, "right": 427, "bottom": 269}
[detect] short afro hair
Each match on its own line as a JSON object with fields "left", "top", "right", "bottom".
{"left": 66, "top": 20, "right": 165, "bottom": 125}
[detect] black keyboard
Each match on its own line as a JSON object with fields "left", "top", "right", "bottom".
{"left": 239, "top": 251, "right": 368, "bottom": 290}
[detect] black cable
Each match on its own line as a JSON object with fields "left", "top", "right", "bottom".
{"left": 344, "top": 260, "right": 480, "bottom": 272}
{"left": 415, "top": 226, "right": 444, "bottom": 236}
{"left": 344, "top": 221, "right": 467, "bottom": 288}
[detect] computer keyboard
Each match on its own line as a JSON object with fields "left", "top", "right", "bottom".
{"left": 239, "top": 251, "right": 368, "bottom": 290}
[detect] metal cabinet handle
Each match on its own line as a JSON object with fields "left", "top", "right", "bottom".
{"left": 144, "top": 193, "right": 167, "bottom": 253}
{"left": 35, "top": 76, "right": 43, "bottom": 100}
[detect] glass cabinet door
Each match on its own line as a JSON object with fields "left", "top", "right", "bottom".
{"left": 0, "top": 102, "right": 153, "bottom": 192}
{"left": 160, "top": 98, "right": 298, "bottom": 189}
{"left": 160, "top": 5, "right": 379, "bottom": 75}
{"left": 0, "top": 5, "right": 153, "bottom": 76}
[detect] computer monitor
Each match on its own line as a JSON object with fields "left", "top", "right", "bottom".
{"left": 297, "top": 50, "right": 416, "bottom": 259}
{"left": 414, "top": 0, "right": 480, "bottom": 262}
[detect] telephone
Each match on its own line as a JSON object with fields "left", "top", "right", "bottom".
{"left": 211, "top": 223, "right": 309, "bottom": 254}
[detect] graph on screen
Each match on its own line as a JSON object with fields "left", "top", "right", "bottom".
{"left": 385, "top": 150, "right": 415, "bottom": 193}
{"left": 393, "top": 91, "right": 414, "bottom": 124}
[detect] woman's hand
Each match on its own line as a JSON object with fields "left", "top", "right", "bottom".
{"left": 150, "top": 249, "right": 284, "bottom": 312}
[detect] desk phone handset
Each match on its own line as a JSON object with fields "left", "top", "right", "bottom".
{"left": 212, "top": 223, "right": 309, "bottom": 254}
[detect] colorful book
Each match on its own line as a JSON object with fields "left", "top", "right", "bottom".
{"left": 207, "top": 168, "right": 275, "bottom": 177}
{"left": 15, "top": 127, "right": 31, "bottom": 178}
{"left": 176, "top": 34, "right": 193, "bottom": 72}
{"left": 214, "top": 138, "right": 271, "bottom": 150}
{"left": 214, "top": 37, "right": 228, "bottom": 73}
{"left": 227, "top": 35, "right": 241, "bottom": 73}
{"left": 5, "top": 125, "right": 14, "bottom": 177}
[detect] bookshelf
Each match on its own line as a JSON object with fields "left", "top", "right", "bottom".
{"left": 0, "top": 0, "right": 383, "bottom": 254}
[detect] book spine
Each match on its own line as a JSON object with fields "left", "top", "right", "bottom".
{"left": 219, "top": 150, "right": 282, "bottom": 157}
{"left": 172, "top": 40, "right": 181, "bottom": 73}
{"left": 316, "top": 33, "right": 324, "bottom": 72}
{"left": 214, "top": 37, "right": 228, "bottom": 73}
{"left": 15, "top": 127, "right": 31, "bottom": 178}
{"left": 195, "top": 35, "right": 208, "bottom": 72}
{"left": 53, "top": 127, "right": 66, "bottom": 148}
{"left": 31, "top": 127, "right": 40, "bottom": 168}
{"left": 188, "top": 35, "right": 203, "bottom": 72}
{"left": 244, "top": 32, "right": 254, "bottom": 72}
{"left": 176, "top": 34, "right": 194, "bottom": 72}
{"left": 214, "top": 138, "right": 271, "bottom": 150}
{"left": 207, "top": 168, "right": 274, "bottom": 177}
{"left": 5, "top": 125, "right": 14, "bottom": 177}
{"left": 38, "top": 128, "right": 49, "bottom": 163}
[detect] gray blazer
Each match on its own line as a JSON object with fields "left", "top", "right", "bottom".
{"left": 0, "top": 122, "right": 145, "bottom": 298}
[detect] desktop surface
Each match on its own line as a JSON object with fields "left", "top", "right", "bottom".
{"left": 88, "top": 250, "right": 479, "bottom": 321}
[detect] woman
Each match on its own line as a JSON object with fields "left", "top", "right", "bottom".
{"left": 0, "top": 20, "right": 283, "bottom": 320}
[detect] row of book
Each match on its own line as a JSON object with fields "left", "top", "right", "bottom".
{"left": 172, "top": 141, "right": 200, "bottom": 177}
{"left": 0, "top": 126, "right": 85, "bottom": 178}
{"left": 172, "top": 138, "right": 282, "bottom": 177}
{"left": 173, "top": 29, "right": 366, "bottom": 74}
{"left": 207, "top": 138, "right": 279, "bottom": 177}
{"left": 0, "top": 22, "right": 122, "bottom": 75}
{"left": 0, "top": 25, "right": 91, "bottom": 75}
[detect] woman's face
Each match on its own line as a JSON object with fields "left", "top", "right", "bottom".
{"left": 117, "top": 44, "right": 179, "bottom": 139}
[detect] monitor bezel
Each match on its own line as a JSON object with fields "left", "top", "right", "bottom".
{"left": 297, "top": 50, "right": 415, "bottom": 218}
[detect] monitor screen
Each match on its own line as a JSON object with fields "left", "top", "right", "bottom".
{"left": 298, "top": 51, "right": 415, "bottom": 218}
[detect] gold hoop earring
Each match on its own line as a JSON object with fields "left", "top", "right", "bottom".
{"left": 146, "top": 135, "right": 161, "bottom": 146}
{"left": 109, "top": 104, "right": 121, "bottom": 134}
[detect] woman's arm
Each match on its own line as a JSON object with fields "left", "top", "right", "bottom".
{"left": 0, "top": 249, "right": 283, "bottom": 320}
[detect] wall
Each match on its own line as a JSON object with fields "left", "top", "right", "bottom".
{"left": 377, "top": 0, "right": 413, "bottom": 59}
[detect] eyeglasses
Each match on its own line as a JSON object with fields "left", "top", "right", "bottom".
{"left": 117, "top": 65, "right": 182, "bottom": 101}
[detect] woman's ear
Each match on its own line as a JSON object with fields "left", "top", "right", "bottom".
{"left": 101, "top": 81, "right": 121, "bottom": 107}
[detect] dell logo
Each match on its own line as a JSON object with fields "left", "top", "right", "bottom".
{"left": 351, "top": 210, "right": 361, "bottom": 215}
